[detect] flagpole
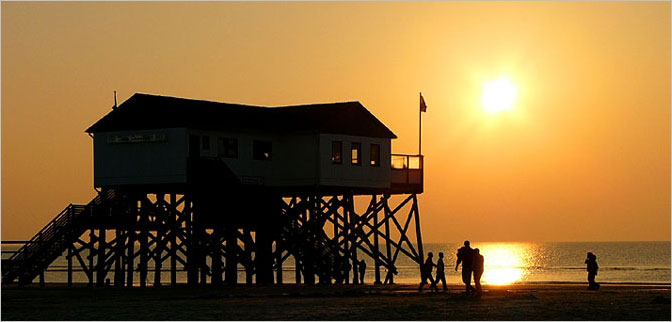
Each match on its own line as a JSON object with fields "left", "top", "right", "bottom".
{"left": 419, "top": 92, "right": 422, "bottom": 156}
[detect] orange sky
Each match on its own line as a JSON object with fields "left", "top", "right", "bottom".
{"left": 2, "top": 2, "right": 669, "bottom": 242}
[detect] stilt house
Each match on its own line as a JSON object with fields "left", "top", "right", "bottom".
{"left": 86, "top": 93, "right": 422, "bottom": 195}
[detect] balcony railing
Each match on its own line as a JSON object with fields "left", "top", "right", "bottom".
{"left": 390, "top": 154, "right": 423, "bottom": 193}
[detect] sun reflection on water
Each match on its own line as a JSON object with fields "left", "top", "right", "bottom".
{"left": 475, "top": 243, "right": 535, "bottom": 285}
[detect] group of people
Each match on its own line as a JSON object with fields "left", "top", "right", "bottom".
{"left": 418, "top": 240, "right": 484, "bottom": 297}
{"left": 418, "top": 242, "right": 601, "bottom": 294}
{"left": 333, "top": 258, "right": 367, "bottom": 284}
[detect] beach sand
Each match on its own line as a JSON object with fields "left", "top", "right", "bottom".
{"left": 1, "top": 283, "right": 670, "bottom": 320}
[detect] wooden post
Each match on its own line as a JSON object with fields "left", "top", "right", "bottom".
{"left": 96, "top": 229, "right": 106, "bottom": 286}
{"left": 211, "top": 227, "right": 223, "bottom": 286}
{"left": 185, "top": 198, "right": 198, "bottom": 286}
{"left": 199, "top": 227, "right": 207, "bottom": 285}
{"left": 255, "top": 226, "right": 274, "bottom": 284}
{"left": 373, "top": 196, "right": 382, "bottom": 284}
{"left": 244, "top": 229, "right": 254, "bottom": 285}
{"left": 139, "top": 207, "right": 148, "bottom": 288}
{"left": 154, "top": 230, "right": 163, "bottom": 287}
{"left": 225, "top": 227, "right": 238, "bottom": 285}
{"left": 275, "top": 242, "right": 283, "bottom": 285}
{"left": 126, "top": 229, "right": 135, "bottom": 287}
{"left": 170, "top": 194, "right": 178, "bottom": 286}
{"left": 342, "top": 200, "right": 349, "bottom": 285}
{"left": 412, "top": 195, "right": 424, "bottom": 272}
{"left": 384, "top": 198, "right": 394, "bottom": 284}
{"left": 39, "top": 270, "right": 45, "bottom": 287}
{"left": 88, "top": 229, "right": 95, "bottom": 286}
{"left": 114, "top": 230, "right": 124, "bottom": 287}
{"left": 67, "top": 245, "right": 73, "bottom": 287}
{"left": 349, "top": 196, "right": 359, "bottom": 285}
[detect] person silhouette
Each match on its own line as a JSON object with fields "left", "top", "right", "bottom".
{"left": 343, "top": 260, "right": 352, "bottom": 284}
{"left": 473, "top": 248, "right": 485, "bottom": 297}
{"left": 359, "top": 260, "right": 366, "bottom": 284}
{"left": 455, "top": 240, "right": 475, "bottom": 295}
{"left": 585, "top": 252, "right": 600, "bottom": 290}
{"left": 435, "top": 252, "right": 448, "bottom": 291}
{"left": 418, "top": 252, "right": 438, "bottom": 292}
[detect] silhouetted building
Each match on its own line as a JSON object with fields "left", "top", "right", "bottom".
{"left": 3, "top": 93, "right": 425, "bottom": 287}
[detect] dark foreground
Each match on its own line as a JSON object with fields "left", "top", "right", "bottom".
{"left": 1, "top": 283, "right": 670, "bottom": 320}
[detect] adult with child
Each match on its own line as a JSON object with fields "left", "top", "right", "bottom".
{"left": 456, "top": 240, "right": 475, "bottom": 295}
{"left": 418, "top": 252, "right": 439, "bottom": 292}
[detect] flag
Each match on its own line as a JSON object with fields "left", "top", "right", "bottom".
{"left": 420, "top": 92, "right": 427, "bottom": 112}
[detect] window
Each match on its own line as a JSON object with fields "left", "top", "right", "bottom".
{"left": 370, "top": 144, "right": 380, "bottom": 167}
{"left": 351, "top": 142, "right": 361, "bottom": 166}
{"left": 253, "top": 140, "right": 272, "bottom": 161}
{"left": 202, "top": 136, "right": 210, "bottom": 151}
{"left": 218, "top": 137, "right": 238, "bottom": 158}
{"left": 332, "top": 141, "right": 342, "bottom": 164}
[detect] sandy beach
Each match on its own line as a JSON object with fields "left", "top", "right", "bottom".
{"left": 1, "top": 283, "right": 669, "bottom": 320}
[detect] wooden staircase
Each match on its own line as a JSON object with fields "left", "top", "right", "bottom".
{"left": 1, "top": 191, "right": 118, "bottom": 286}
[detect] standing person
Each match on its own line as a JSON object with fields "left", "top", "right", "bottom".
{"left": 435, "top": 252, "right": 448, "bottom": 291}
{"left": 418, "top": 252, "right": 438, "bottom": 292}
{"left": 359, "top": 260, "right": 367, "bottom": 284}
{"left": 343, "top": 260, "right": 352, "bottom": 284}
{"left": 472, "top": 248, "right": 485, "bottom": 297}
{"left": 585, "top": 252, "right": 600, "bottom": 290}
{"left": 455, "top": 240, "right": 475, "bottom": 295}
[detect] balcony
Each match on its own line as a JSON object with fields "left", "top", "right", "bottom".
{"left": 390, "top": 154, "right": 423, "bottom": 194}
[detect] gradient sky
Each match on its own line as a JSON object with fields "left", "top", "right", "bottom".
{"left": 2, "top": 2, "right": 669, "bottom": 242}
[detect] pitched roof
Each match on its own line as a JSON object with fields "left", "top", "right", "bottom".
{"left": 86, "top": 93, "right": 397, "bottom": 139}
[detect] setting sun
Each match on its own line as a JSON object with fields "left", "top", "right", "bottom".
{"left": 482, "top": 77, "right": 517, "bottom": 114}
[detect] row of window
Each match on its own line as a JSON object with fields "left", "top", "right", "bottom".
{"left": 194, "top": 135, "right": 381, "bottom": 166}
{"left": 332, "top": 141, "right": 380, "bottom": 167}
{"left": 193, "top": 135, "right": 272, "bottom": 161}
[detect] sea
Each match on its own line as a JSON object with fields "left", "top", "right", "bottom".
{"left": 2, "top": 241, "right": 669, "bottom": 285}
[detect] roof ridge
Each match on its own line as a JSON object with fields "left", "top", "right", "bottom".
{"left": 131, "top": 92, "right": 265, "bottom": 109}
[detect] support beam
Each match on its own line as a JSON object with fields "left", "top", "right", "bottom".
{"left": 225, "top": 227, "right": 238, "bottom": 285}
{"left": 96, "top": 229, "right": 106, "bottom": 286}
{"left": 67, "top": 246, "right": 73, "bottom": 287}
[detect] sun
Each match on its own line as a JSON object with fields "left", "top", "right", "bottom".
{"left": 482, "top": 77, "right": 517, "bottom": 114}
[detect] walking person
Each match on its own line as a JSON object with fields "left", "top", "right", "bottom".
{"left": 455, "top": 240, "right": 475, "bottom": 295}
{"left": 585, "top": 252, "right": 600, "bottom": 290}
{"left": 473, "top": 248, "right": 485, "bottom": 297}
{"left": 435, "top": 252, "right": 448, "bottom": 291}
{"left": 359, "top": 260, "right": 366, "bottom": 284}
{"left": 418, "top": 252, "right": 439, "bottom": 292}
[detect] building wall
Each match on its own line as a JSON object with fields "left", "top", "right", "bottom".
{"left": 93, "top": 128, "right": 189, "bottom": 186}
{"left": 318, "top": 134, "right": 391, "bottom": 189}
{"left": 93, "top": 128, "right": 391, "bottom": 189}
{"left": 190, "top": 130, "right": 319, "bottom": 187}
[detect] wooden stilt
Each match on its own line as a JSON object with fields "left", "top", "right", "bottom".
{"left": 126, "top": 229, "right": 135, "bottom": 287}
{"left": 225, "top": 227, "right": 237, "bottom": 285}
{"left": 96, "top": 229, "right": 106, "bottom": 286}
{"left": 170, "top": 194, "right": 178, "bottom": 286}
{"left": 373, "top": 196, "right": 382, "bottom": 284}
{"left": 67, "top": 246, "right": 73, "bottom": 287}
{"left": 88, "top": 229, "right": 95, "bottom": 286}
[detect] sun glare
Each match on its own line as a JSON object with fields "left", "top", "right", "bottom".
{"left": 477, "top": 243, "right": 532, "bottom": 285}
{"left": 482, "top": 77, "right": 517, "bottom": 114}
